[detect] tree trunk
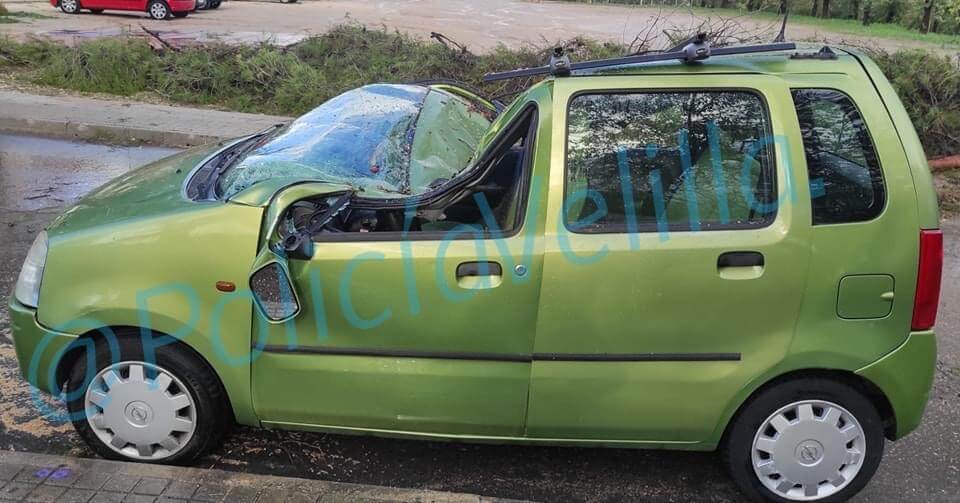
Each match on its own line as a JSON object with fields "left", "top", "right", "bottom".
{"left": 821, "top": 0, "right": 831, "bottom": 17}
{"left": 746, "top": 0, "right": 760, "bottom": 10}
{"left": 810, "top": 0, "right": 819, "bottom": 17}
{"left": 778, "top": 0, "right": 788, "bottom": 14}
{"left": 862, "top": 0, "right": 872, "bottom": 25}
{"left": 920, "top": 0, "right": 934, "bottom": 34}
{"left": 850, "top": 0, "right": 859, "bottom": 19}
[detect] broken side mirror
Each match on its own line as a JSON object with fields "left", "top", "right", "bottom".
{"left": 249, "top": 247, "right": 300, "bottom": 323}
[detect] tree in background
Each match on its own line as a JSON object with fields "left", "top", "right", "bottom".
{"left": 921, "top": 0, "right": 936, "bottom": 33}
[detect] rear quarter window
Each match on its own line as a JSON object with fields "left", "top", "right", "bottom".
{"left": 791, "top": 89, "right": 886, "bottom": 225}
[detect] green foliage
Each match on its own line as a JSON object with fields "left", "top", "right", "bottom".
{"left": 872, "top": 49, "right": 960, "bottom": 158}
{"left": 37, "top": 39, "right": 160, "bottom": 95}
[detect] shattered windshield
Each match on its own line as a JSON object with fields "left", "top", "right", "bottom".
{"left": 218, "top": 84, "right": 494, "bottom": 199}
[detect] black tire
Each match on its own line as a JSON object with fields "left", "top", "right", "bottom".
{"left": 90, "top": 8, "right": 103, "bottom": 13}
{"left": 65, "top": 336, "right": 231, "bottom": 465}
{"left": 59, "top": 0, "right": 81, "bottom": 14}
{"left": 147, "top": 0, "right": 170, "bottom": 20}
{"left": 172, "top": 11, "right": 188, "bottom": 17}
{"left": 722, "top": 378, "right": 884, "bottom": 503}
{"left": 208, "top": 0, "right": 220, "bottom": 8}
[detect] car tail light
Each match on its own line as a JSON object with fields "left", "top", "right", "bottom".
{"left": 912, "top": 230, "right": 943, "bottom": 331}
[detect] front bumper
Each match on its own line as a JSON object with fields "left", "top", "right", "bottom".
{"left": 856, "top": 331, "right": 937, "bottom": 440}
{"left": 8, "top": 297, "right": 77, "bottom": 395}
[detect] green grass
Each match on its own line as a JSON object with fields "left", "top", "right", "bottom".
{"left": 554, "top": 1, "right": 960, "bottom": 47}
{"left": 700, "top": 7, "right": 960, "bottom": 46}
{"left": 0, "top": 9, "right": 54, "bottom": 23}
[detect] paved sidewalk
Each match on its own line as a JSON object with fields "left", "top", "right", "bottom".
{"left": 0, "top": 451, "right": 517, "bottom": 503}
{"left": 0, "top": 90, "right": 291, "bottom": 148}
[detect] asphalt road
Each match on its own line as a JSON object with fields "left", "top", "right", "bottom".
{"left": 0, "top": 132, "right": 957, "bottom": 502}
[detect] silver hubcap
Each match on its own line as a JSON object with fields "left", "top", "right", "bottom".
{"left": 61, "top": 0, "right": 77, "bottom": 11}
{"left": 150, "top": 3, "right": 167, "bottom": 18}
{"left": 752, "top": 400, "right": 866, "bottom": 501}
{"left": 84, "top": 361, "right": 196, "bottom": 460}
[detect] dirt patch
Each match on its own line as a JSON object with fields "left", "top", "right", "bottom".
{"left": 936, "top": 169, "right": 960, "bottom": 218}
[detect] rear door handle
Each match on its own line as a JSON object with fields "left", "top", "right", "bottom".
{"left": 718, "top": 251, "right": 764, "bottom": 268}
{"left": 718, "top": 252, "right": 764, "bottom": 280}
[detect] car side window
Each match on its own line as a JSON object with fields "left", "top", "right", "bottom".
{"left": 791, "top": 89, "right": 885, "bottom": 225}
{"left": 565, "top": 91, "right": 776, "bottom": 233}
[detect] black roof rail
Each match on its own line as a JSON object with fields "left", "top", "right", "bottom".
{"left": 481, "top": 35, "right": 797, "bottom": 83}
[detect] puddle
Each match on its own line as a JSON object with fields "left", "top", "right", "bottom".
{"left": 0, "top": 133, "right": 180, "bottom": 212}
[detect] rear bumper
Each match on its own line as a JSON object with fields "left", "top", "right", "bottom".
{"left": 168, "top": 0, "right": 196, "bottom": 11}
{"left": 856, "top": 331, "right": 937, "bottom": 439}
{"left": 8, "top": 297, "right": 77, "bottom": 395}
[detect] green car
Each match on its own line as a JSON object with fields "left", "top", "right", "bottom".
{"left": 9, "top": 41, "right": 943, "bottom": 503}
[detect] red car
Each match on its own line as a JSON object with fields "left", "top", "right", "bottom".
{"left": 52, "top": 0, "right": 196, "bottom": 19}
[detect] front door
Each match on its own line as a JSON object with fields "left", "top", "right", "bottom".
{"left": 251, "top": 101, "right": 548, "bottom": 437}
{"left": 526, "top": 75, "right": 812, "bottom": 443}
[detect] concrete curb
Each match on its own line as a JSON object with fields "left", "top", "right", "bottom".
{"left": 0, "top": 90, "right": 291, "bottom": 148}
{"left": 0, "top": 451, "right": 526, "bottom": 502}
{"left": 0, "top": 116, "right": 223, "bottom": 148}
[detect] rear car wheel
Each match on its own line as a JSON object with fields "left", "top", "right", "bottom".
{"left": 59, "top": 0, "right": 81, "bottom": 14}
{"left": 722, "top": 378, "right": 884, "bottom": 502}
{"left": 147, "top": 0, "right": 170, "bottom": 19}
{"left": 65, "top": 337, "right": 230, "bottom": 464}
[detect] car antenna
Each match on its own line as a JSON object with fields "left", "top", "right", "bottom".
{"left": 481, "top": 34, "right": 796, "bottom": 82}
{"left": 774, "top": 8, "right": 789, "bottom": 43}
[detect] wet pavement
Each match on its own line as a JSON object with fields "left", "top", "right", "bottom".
{"left": 0, "top": 133, "right": 958, "bottom": 502}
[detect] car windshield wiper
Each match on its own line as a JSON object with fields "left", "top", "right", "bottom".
{"left": 201, "top": 123, "right": 285, "bottom": 199}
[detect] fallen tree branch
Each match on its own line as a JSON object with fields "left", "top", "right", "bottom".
{"left": 430, "top": 31, "right": 468, "bottom": 54}
{"left": 139, "top": 24, "right": 178, "bottom": 52}
{"left": 929, "top": 154, "right": 960, "bottom": 171}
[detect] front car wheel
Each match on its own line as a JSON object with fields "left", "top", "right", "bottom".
{"left": 83, "top": 361, "right": 197, "bottom": 460}
{"left": 723, "top": 378, "right": 885, "bottom": 502}
{"left": 65, "top": 337, "right": 230, "bottom": 464}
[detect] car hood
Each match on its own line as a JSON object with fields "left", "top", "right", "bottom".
{"left": 46, "top": 143, "right": 226, "bottom": 237}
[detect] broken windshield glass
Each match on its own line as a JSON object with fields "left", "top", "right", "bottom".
{"left": 218, "top": 84, "right": 494, "bottom": 199}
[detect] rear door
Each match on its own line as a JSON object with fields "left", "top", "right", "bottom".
{"left": 784, "top": 73, "right": 919, "bottom": 365}
{"left": 526, "top": 74, "right": 812, "bottom": 443}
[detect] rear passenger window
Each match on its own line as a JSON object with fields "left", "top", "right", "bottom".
{"left": 791, "top": 89, "right": 885, "bottom": 225}
{"left": 565, "top": 91, "right": 776, "bottom": 233}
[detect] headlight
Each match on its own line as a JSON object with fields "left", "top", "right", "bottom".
{"left": 15, "top": 231, "right": 48, "bottom": 308}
